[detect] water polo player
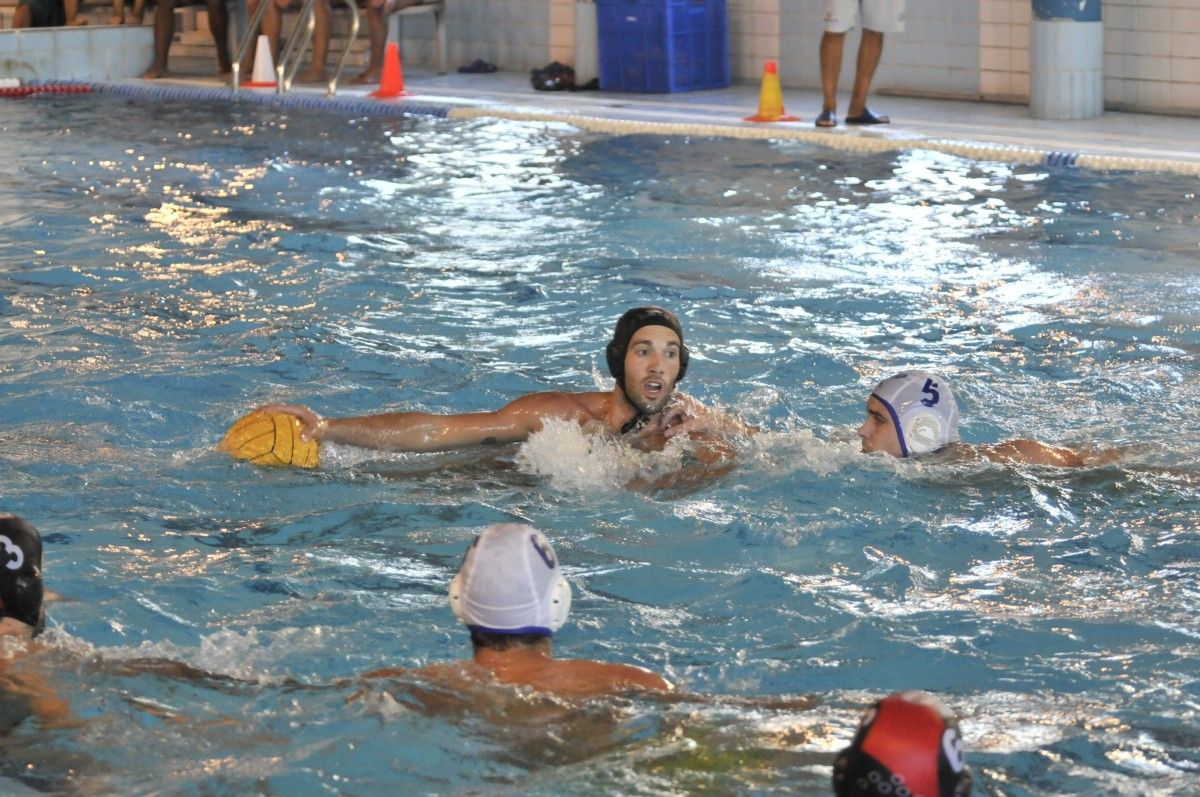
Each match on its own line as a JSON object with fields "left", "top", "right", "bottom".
{"left": 360, "top": 523, "right": 671, "bottom": 699}
{"left": 858, "top": 371, "right": 1111, "bottom": 466}
{"left": 833, "top": 690, "right": 972, "bottom": 797}
{"left": 0, "top": 514, "right": 46, "bottom": 639}
{"left": 229, "top": 306, "right": 747, "bottom": 463}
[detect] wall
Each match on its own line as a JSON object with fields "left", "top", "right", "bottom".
{"left": 1103, "top": 0, "right": 1200, "bottom": 114}
{"left": 0, "top": 26, "right": 152, "bottom": 80}
{"left": 440, "top": 0, "right": 551, "bottom": 72}
{"left": 977, "top": 0, "right": 1200, "bottom": 114}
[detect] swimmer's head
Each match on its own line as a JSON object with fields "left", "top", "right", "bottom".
{"left": 0, "top": 515, "right": 45, "bottom": 635}
{"left": 449, "top": 523, "right": 571, "bottom": 638}
{"left": 606, "top": 306, "right": 689, "bottom": 425}
{"left": 860, "top": 372, "right": 959, "bottom": 458}
{"left": 833, "top": 690, "right": 972, "bottom": 797}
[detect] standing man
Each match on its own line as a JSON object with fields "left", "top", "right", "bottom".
{"left": 816, "top": 0, "right": 904, "bottom": 127}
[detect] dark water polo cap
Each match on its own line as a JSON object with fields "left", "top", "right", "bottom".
{"left": 605, "top": 306, "right": 689, "bottom": 386}
{"left": 0, "top": 515, "right": 45, "bottom": 633}
{"left": 833, "top": 690, "right": 972, "bottom": 797}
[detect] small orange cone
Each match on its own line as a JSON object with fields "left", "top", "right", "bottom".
{"left": 241, "top": 34, "right": 277, "bottom": 88}
{"left": 744, "top": 61, "right": 799, "bottom": 123}
{"left": 370, "top": 42, "right": 410, "bottom": 98}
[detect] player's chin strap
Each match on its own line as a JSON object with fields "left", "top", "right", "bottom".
{"left": 620, "top": 412, "right": 652, "bottom": 435}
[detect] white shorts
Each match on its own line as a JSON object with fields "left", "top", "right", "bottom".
{"left": 824, "top": 0, "right": 905, "bottom": 34}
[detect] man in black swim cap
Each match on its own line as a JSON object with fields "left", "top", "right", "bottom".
{"left": 605, "top": 306, "right": 689, "bottom": 434}
{"left": 244, "top": 305, "right": 747, "bottom": 464}
{"left": 0, "top": 514, "right": 45, "bottom": 638}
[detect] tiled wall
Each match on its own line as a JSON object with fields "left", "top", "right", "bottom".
{"left": 0, "top": 25, "right": 152, "bottom": 80}
{"left": 441, "top": 0, "right": 551, "bottom": 72}
{"left": 729, "top": 0, "right": 779, "bottom": 83}
{"left": 979, "top": 0, "right": 1028, "bottom": 101}
{"left": 978, "top": 0, "right": 1200, "bottom": 114}
{"left": 1103, "top": 0, "right": 1200, "bottom": 113}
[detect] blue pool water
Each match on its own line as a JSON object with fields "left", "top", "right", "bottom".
{"left": 1, "top": 94, "right": 1199, "bottom": 794}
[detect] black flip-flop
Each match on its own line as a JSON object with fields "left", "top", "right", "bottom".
{"left": 844, "top": 109, "right": 890, "bottom": 125}
{"left": 815, "top": 109, "right": 837, "bottom": 128}
{"left": 458, "top": 59, "right": 498, "bottom": 74}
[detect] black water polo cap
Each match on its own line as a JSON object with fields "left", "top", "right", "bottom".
{"left": 0, "top": 515, "right": 45, "bottom": 634}
{"left": 833, "top": 691, "right": 972, "bottom": 797}
{"left": 605, "top": 306, "right": 689, "bottom": 386}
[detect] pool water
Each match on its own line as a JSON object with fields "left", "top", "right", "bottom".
{"left": 1, "top": 94, "right": 1198, "bottom": 795}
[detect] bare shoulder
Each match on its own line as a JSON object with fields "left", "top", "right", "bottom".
{"left": 501, "top": 391, "right": 609, "bottom": 423}
{"left": 557, "top": 659, "right": 673, "bottom": 694}
{"left": 980, "top": 439, "right": 1087, "bottom": 467}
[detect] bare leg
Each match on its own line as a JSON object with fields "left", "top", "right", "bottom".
{"left": 350, "top": 0, "right": 387, "bottom": 84}
{"left": 63, "top": 0, "right": 87, "bottom": 25}
{"left": 12, "top": 4, "right": 32, "bottom": 27}
{"left": 241, "top": 0, "right": 265, "bottom": 76}
{"left": 846, "top": 29, "right": 884, "bottom": 118}
{"left": 207, "top": 0, "right": 232, "bottom": 76}
{"left": 819, "top": 31, "right": 845, "bottom": 115}
{"left": 111, "top": 0, "right": 125, "bottom": 25}
{"left": 262, "top": 0, "right": 283, "bottom": 63}
{"left": 141, "top": 0, "right": 175, "bottom": 77}
{"left": 131, "top": 0, "right": 144, "bottom": 23}
{"left": 295, "top": 0, "right": 332, "bottom": 82}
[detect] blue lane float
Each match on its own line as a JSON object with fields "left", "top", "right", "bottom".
{"left": 1044, "top": 151, "right": 1081, "bottom": 168}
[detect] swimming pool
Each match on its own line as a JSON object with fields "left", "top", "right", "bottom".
{"left": 1, "top": 93, "right": 1198, "bottom": 794}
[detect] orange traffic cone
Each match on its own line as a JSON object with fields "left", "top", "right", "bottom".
{"left": 241, "top": 34, "right": 277, "bottom": 88}
{"left": 744, "top": 61, "right": 799, "bottom": 122}
{"left": 370, "top": 42, "right": 410, "bottom": 98}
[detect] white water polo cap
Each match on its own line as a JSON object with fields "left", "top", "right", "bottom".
{"left": 449, "top": 523, "right": 571, "bottom": 636}
{"left": 871, "top": 372, "right": 960, "bottom": 457}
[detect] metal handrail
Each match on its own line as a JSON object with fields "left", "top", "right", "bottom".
{"left": 230, "top": 0, "right": 273, "bottom": 94}
{"left": 326, "top": 0, "right": 360, "bottom": 97}
{"left": 277, "top": 0, "right": 319, "bottom": 93}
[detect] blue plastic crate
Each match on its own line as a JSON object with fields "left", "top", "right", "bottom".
{"left": 596, "top": 0, "right": 730, "bottom": 93}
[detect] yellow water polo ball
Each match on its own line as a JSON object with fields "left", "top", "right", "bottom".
{"left": 219, "top": 410, "right": 320, "bottom": 469}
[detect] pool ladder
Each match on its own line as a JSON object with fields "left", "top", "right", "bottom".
{"left": 230, "top": 0, "right": 360, "bottom": 97}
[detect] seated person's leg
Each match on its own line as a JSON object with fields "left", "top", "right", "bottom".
{"left": 206, "top": 0, "right": 232, "bottom": 75}
{"left": 141, "top": 0, "right": 177, "bottom": 77}
{"left": 12, "top": 2, "right": 34, "bottom": 27}
{"left": 111, "top": 0, "right": 125, "bottom": 25}
{"left": 294, "top": 0, "right": 332, "bottom": 83}
{"left": 349, "top": 0, "right": 387, "bottom": 84}
{"left": 242, "top": 0, "right": 285, "bottom": 76}
{"left": 63, "top": 0, "right": 86, "bottom": 25}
